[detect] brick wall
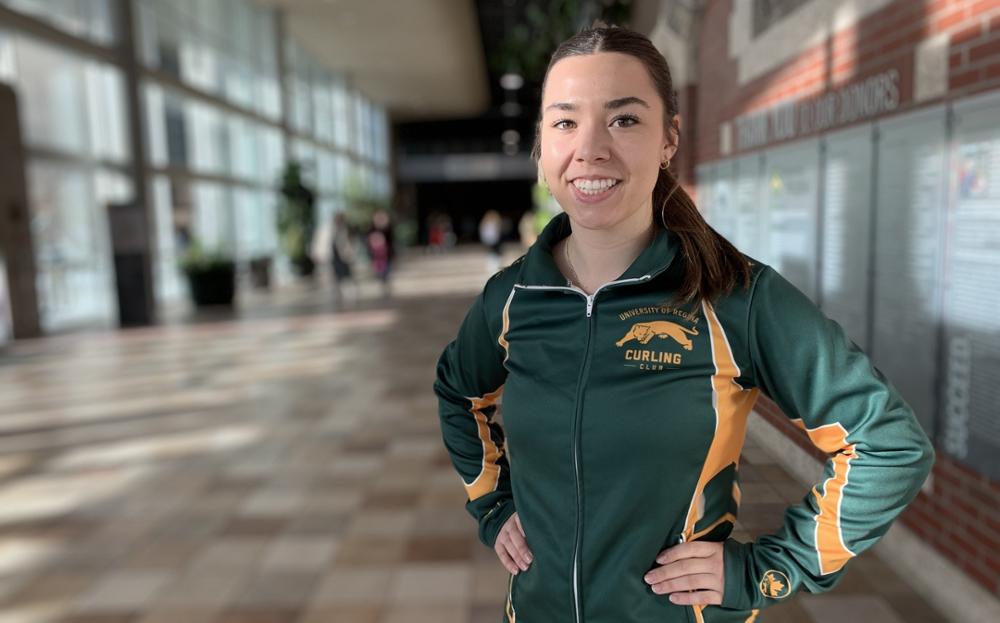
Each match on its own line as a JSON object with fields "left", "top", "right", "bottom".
{"left": 695, "top": 0, "right": 1000, "bottom": 162}
{"left": 693, "top": 0, "right": 1000, "bottom": 596}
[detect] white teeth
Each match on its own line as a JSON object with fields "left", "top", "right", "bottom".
{"left": 572, "top": 178, "right": 619, "bottom": 194}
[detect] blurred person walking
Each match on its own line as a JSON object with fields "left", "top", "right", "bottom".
{"left": 330, "top": 212, "right": 357, "bottom": 305}
{"left": 367, "top": 210, "right": 395, "bottom": 296}
{"left": 479, "top": 209, "right": 503, "bottom": 274}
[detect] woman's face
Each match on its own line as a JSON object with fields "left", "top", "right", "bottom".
{"left": 539, "top": 52, "right": 677, "bottom": 234}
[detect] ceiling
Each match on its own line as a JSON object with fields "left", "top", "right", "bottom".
{"left": 255, "top": 0, "right": 491, "bottom": 122}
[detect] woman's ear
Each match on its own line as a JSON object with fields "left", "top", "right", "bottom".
{"left": 663, "top": 114, "right": 682, "bottom": 160}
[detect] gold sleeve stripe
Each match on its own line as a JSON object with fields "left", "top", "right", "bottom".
{"left": 791, "top": 418, "right": 857, "bottom": 574}
{"left": 681, "top": 301, "right": 760, "bottom": 543}
{"left": 463, "top": 385, "right": 506, "bottom": 501}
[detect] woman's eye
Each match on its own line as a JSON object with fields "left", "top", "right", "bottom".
{"left": 553, "top": 119, "right": 576, "bottom": 130}
{"left": 612, "top": 115, "right": 639, "bottom": 128}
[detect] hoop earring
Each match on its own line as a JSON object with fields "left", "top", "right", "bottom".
{"left": 660, "top": 159, "right": 670, "bottom": 170}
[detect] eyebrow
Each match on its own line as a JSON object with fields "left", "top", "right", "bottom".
{"left": 544, "top": 96, "right": 651, "bottom": 113}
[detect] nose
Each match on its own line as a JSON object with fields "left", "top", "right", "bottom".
{"left": 574, "top": 121, "right": 611, "bottom": 164}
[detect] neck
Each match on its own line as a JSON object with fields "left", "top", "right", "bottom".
{"left": 563, "top": 206, "right": 655, "bottom": 291}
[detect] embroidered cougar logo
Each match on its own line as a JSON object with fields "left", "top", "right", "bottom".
{"left": 615, "top": 321, "right": 699, "bottom": 350}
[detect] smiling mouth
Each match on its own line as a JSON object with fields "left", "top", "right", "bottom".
{"left": 571, "top": 178, "right": 621, "bottom": 195}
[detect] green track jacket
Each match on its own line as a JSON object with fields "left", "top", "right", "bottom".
{"left": 434, "top": 213, "right": 934, "bottom": 623}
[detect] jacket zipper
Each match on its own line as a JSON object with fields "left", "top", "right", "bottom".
{"left": 514, "top": 274, "right": 651, "bottom": 623}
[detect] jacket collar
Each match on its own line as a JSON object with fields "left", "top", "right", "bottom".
{"left": 518, "top": 211, "right": 681, "bottom": 287}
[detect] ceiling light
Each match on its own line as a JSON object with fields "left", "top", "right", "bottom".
{"left": 501, "top": 129, "right": 520, "bottom": 145}
{"left": 500, "top": 72, "right": 524, "bottom": 91}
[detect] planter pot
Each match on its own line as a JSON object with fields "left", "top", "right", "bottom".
{"left": 249, "top": 257, "right": 272, "bottom": 289}
{"left": 291, "top": 255, "right": 315, "bottom": 277}
{"left": 185, "top": 262, "right": 236, "bottom": 307}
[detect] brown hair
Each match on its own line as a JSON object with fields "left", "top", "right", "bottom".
{"left": 531, "top": 25, "right": 752, "bottom": 304}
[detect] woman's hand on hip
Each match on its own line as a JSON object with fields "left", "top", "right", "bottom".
{"left": 644, "top": 541, "right": 725, "bottom": 605}
{"left": 495, "top": 512, "right": 533, "bottom": 575}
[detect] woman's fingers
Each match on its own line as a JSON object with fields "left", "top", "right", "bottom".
{"left": 644, "top": 557, "right": 715, "bottom": 584}
{"left": 649, "top": 572, "right": 722, "bottom": 595}
{"left": 495, "top": 513, "right": 533, "bottom": 573}
{"left": 494, "top": 542, "right": 519, "bottom": 575}
{"left": 646, "top": 540, "right": 725, "bottom": 604}
{"left": 503, "top": 529, "right": 532, "bottom": 570}
{"left": 514, "top": 513, "right": 526, "bottom": 538}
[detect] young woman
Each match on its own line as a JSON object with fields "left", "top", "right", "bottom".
{"left": 434, "top": 26, "right": 933, "bottom": 623}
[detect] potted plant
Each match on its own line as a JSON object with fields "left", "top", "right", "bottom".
{"left": 277, "top": 161, "right": 316, "bottom": 277}
{"left": 179, "top": 241, "right": 236, "bottom": 307}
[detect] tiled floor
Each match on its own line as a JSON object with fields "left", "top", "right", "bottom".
{"left": 0, "top": 248, "right": 948, "bottom": 622}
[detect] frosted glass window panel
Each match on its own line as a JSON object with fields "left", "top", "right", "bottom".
{"left": 353, "top": 93, "right": 366, "bottom": 157}
{"left": 222, "top": 53, "right": 253, "bottom": 109}
{"left": 255, "top": 71, "right": 282, "bottom": 121}
{"left": 333, "top": 78, "right": 350, "bottom": 149}
{"left": 940, "top": 92, "right": 1000, "bottom": 479}
{"left": 253, "top": 10, "right": 280, "bottom": 119}
{"left": 0, "top": 254, "right": 9, "bottom": 344}
{"left": 313, "top": 78, "right": 334, "bottom": 143}
{"left": 257, "top": 126, "right": 284, "bottom": 186}
{"left": 143, "top": 82, "right": 168, "bottom": 167}
{"left": 871, "top": 106, "right": 947, "bottom": 434}
{"left": 732, "top": 154, "right": 766, "bottom": 260}
{"left": 695, "top": 165, "right": 714, "bottom": 218}
{"left": 179, "top": 34, "right": 219, "bottom": 95}
{"left": 228, "top": 117, "right": 257, "bottom": 181}
{"left": 150, "top": 3, "right": 183, "bottom": 78}
{"left": 187, "top": 100, "right": 225, "bottom": 175}
{"left": 335, "top": 153, "right": 350, "bottom": 195}
{"left": 292, "top": 140, "right": 317, "bottom": 183}
{"left": 4, "top": 0, "right": 115, "bottom": 45}
{"left": 163, "top": 90, "right": 189, "bottom": 167}
{"left": 81, "top": 0, "right": 115, "bottom": 45}
{"left": 135, "top": 1, "right": 159, "bottom": 67}
{"left": 151, "top": 175, "right": 184, "bottom": 305}
{"left": 261, "top": 191, "right": 278, "bottom": 252}
{"left": 0, "top": 30, "right": 14, "bottom": 80}
{"left": 820, "top": 124, "right": 873, "bottom": 348}
{"left": 196, "top": 0, "right": 227, "bottom": 48}
{"left": 13, "top": 36, "right": 89, "bottom": 154}
{"left": 377, "top": 107, "right": 390, "bottom": 166}
{"left": 233, "top": 187, "right": 257, "bottom": 261}
{"left": 192, "top": 182, "right": 234, "bottom": 253}
{"left": 84, "top": 63, "right": 128, "bottom": 162}
{"left": 707, "top": 161, "right": 737, "bottom": 242}
{"left": 290, "top": 74, "right": 311, "bottom": 133}
{"left": 317, "top": 152, "right": 336, "bottom": 194}
{"left": 762, "top": 140, "right": 819, "bottom": 300}
{"left": 27, "top": 163, "right": 127, "bottom": 330}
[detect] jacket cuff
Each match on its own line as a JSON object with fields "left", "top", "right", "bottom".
{"left": 479, "top": 497, "right": 517, "bottom": 548}
{"left": 722, "top": 539, "right": 756, "bottom": 611}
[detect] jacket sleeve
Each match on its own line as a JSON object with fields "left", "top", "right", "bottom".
{"left": 721, "top": 265, "right": 935, "bottom": 611}
{"left": 433, "top": 283, "right": 516, "bottom": 548}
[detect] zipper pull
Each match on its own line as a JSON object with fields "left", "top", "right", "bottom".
{"left": 586, "top": 295, "right": 595, "bottom": 317}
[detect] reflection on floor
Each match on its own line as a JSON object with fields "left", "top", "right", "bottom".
{"left": 0, "top": 247, "right": 947, "bottom": 622}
